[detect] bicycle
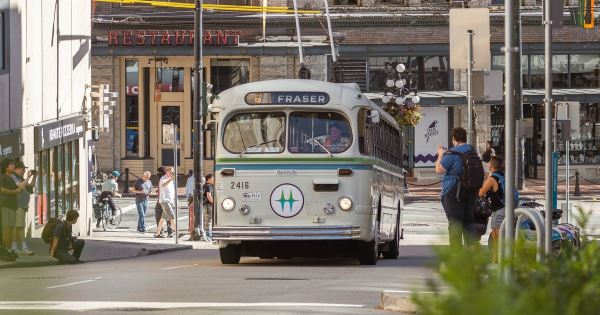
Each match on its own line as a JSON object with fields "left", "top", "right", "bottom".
{"left": 96, "top": 196, "right": 122, "bottom": 231}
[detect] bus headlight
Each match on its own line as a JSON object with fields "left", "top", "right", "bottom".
{"left": 239, "top": 204, "right": 250, "bottom": 215}
{"left": 339, "top": 197, "right": 353, "bottom": 211}
{"left": 222, "top": 198, "right": 236, "bottom": 212}
{"left": 324, "top": 203, "right": 336, "bottom": 215}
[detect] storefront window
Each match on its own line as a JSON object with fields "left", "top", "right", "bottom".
{"left": 367, "top": 56, "right": 449, "bottom": 92}
{"left": 491, "top": 54, "right": 529, "bottom": 88}
{"left": 158, "top": 67, "right": 184, "bottom": 92}
{"left": 72, "top": 142, "right": 79, "bottom": 210}
{"left": 530, "top": 55, "right": 568, "bottom": 89}
{"left": 64, "top": 142, "right": 72, "bottom": 212}
{"left": 570, "top": 55, "right": 600, "bottom": 88}
{"left": 125, "top": 59, "right": 139, "bottom": 157}
{"left": 368, "top": 57, "right": 409, "bottom": 92}
{"left": 211, "top": 59, "right": 250, "bottom": 94}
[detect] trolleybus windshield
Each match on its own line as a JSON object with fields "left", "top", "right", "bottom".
{"left": 288, "top": 112, "right": 352, "bottom": 154}
{"left": 223, "top": 112, "right": 286, "bottom": 154}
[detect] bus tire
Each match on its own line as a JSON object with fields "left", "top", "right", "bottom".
{"left": 219, "top": 244, "right": 242, "bottom": 264}
{"left": 382, "top": 213, "right": 400, "bottom": 259}
{"left": 358, "top": 221, "right": 380, "bottom": 265}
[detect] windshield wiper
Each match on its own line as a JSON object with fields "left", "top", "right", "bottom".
{"left": 239, "top": 139, "right": 278, "bottom": 157}
{"left": 301, "top": 133, "right": 333, "bottom": 157}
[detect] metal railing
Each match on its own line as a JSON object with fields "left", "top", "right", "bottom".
{"left": 499, "top": 207, "right": 546, "bottom": 265}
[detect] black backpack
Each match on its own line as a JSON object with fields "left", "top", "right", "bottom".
{"left": 448, "top": 146, "right": 485, "bottom": 191}
{"left": 42, "top": 218, "right": 63, "bottom": 243}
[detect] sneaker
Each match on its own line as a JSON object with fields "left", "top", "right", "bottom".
{"left": 154, "top": 234, "right": 165, "bottom": 238}
{"left": 167, "top": 233, "right": 174, "bottom": 238}
{"left": 19, "top": 248, "right": 34, "bottom": 256}
{"left": 96, "top": 221, "right": 101, "bottom": 228}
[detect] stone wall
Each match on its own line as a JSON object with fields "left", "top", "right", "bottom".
{"left": 258, "top": 55, "right": 327, "bottom": 80}
{"left": 91, "top": 56, "right": 121, "bottom": 172}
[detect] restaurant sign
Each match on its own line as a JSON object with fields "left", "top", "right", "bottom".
{"left": 108, "top": 30, "right": 241, "bottom": 46}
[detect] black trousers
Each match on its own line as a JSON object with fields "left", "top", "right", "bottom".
{"left": 441, "top": 184, "right": 477, "bottom": 248}
{"left": 54, "top": 239, "right": 85, "bottom": 264}
{"left": 154, "top": 202, "right": 172, "bottom": 234}
{"left": 98, "top": 192, "right": 117, "bottom": 216}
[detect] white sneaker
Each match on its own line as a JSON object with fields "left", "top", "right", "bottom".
{"left": 19, "top": 247, "right": 34, "bottom": 256}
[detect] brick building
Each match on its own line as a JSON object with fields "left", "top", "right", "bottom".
{"left": 91, "top": 0, "right": 600, "bottom": 180}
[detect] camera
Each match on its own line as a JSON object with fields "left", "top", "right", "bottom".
{"left": 30, "top": 169, "right": 38, "bottom": 176}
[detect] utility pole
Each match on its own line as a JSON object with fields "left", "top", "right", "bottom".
{"left": 514, "top": 3, "right": 525, "bottom": 190}
{"left": 503, "top": 0, "right": 517, "bottom": 283}
{"left": 543, "top": 0, "right": 554, "bottom": 256}
{"left": 193, "top": 0, "right": 205, "bottom": 239}
{"left": 466, "top": 30, "right": 475, "bottom": 145}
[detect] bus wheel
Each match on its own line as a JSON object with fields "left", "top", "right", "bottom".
{"left": 358, "top": 221, "right": 380, "bottom": 265}
{"left": 382, "top": 214, "right": 400, "bottom": 259}
{"left": 219, "top": 244, "right": 242, "bottom": 264}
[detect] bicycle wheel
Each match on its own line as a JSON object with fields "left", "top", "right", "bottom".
{"left": 106, "top": 207, "right": 122, "bottom": 229}
{"left": 102, "top": 207, "right": 108, "bottom": 231}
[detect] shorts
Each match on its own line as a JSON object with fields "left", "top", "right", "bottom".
{"left": 490, "top": 207, "right": 505, "bottom": 229}
{"left": 15, "top": 208, "right": 27, "bottom": 228}
{"left": 160, "top": 201, "right": 175, "bottom": 221}
{"left": 1, "top": 207, "right": 16, "bottom": 229}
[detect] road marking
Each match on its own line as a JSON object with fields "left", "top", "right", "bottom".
{"left": 0, "top": 301, "right": 365, "bottom": 311}
{"left": 162, "top": 263, "right": 200, "bottom": 270}
{"left": 383, "top": 290, "right": 437, "bottom": 294}
{"left": 121, "top": 204, "right": 137, "bottom": 214}
{"left": 45, "top": 278, "right": 102, "bottom": 289}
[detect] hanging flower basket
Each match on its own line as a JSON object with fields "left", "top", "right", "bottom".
{"left": 385, "top": 103, "right": 423, "bottom": 126}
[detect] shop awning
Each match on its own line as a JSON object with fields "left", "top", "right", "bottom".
{"left": 365, "top": 88, "right": 600, "bottom": 106}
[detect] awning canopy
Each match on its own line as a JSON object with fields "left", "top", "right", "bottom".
{"left": 364, "top": 88, "right": 600, "bottom": 106}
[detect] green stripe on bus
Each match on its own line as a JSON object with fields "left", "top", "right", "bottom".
{"left": 216, "top": 157, "right": 402, "bottom": 172}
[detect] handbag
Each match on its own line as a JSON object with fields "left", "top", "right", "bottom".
{"left": 474, "top": 196, "right": 492, "bottom": 220}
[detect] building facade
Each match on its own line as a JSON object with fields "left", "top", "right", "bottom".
{"left": 0, "top": 0, "right": 93, "bottom": 237}
{"left": 91, "top": 0, "right": 600, "bottom": 181}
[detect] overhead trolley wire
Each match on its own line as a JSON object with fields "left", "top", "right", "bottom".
{"left": 95, "top": 0, "right": 322, "bottom": 14}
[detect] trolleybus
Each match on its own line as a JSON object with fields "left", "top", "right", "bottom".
{"left": 210, "top": 79, "right": 405, "bottom": 265}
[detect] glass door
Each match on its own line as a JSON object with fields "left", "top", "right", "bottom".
{"left": 158, "top": 103, "right": 183, "bottom": 167}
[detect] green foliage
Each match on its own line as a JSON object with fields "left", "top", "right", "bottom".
{"left": 413, "top": 207, "right": 600, "bottom": 315}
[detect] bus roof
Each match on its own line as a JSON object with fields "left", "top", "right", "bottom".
{"left": 212, "top": 79, "right": 399, "bottom": 128}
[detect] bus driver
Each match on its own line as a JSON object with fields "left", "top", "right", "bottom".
{"left": 323, "top": 123, "right": 350, "bottom": 153}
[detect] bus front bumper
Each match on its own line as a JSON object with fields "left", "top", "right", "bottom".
{"left": 212, "top": 225, "right": 361, "bottom": 241}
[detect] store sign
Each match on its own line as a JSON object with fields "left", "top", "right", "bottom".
{"left": 108, "top": 30, "right": 241, "bottom": 47}
{"left": 0, "top": 131, "right": 22, "bottom": 158}
{"left": 414, "top": 107, "right": 448, "bottom": 167}
{"left": 35, "top": 116, "right": 85, "bottom": 151}
{"left": 245, "top": 92, "right": 330, "bottom": 105}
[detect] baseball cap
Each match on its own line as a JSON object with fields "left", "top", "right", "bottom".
{"left": 14, "top": 161, "right": 28, "bottom": 169}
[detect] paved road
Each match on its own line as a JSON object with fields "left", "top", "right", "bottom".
{"left": 0, "top": 245, "right": 436, "bottom": 314}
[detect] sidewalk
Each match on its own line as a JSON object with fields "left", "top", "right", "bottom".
{"left": 405, "top": 178, "right": 600, "bottom": 203}
{"left": 0, "top": 237, "right": 193, "bottom": 270}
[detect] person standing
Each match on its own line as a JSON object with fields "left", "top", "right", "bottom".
{"left": 1, "top": 159, "right": 21, "bottom": 253}
{"left": 11, "top": 161, "right": 36, "bottom": 255}
{"left": 435, "top": 127, "right": 480, "bottom": 248}
{"left": 155, "top": 167, "right": 176, "bottom": 238}
{"left": 50, "top": 210, "right": 85, "bottom": 264}
{"left": 203, "top": 174, "right": 215, "bottom": 238}
{"left": 131, "top": 171, "right": 152, "bottom": 233}
{"left": 185, "top": 170, "right": 197, "bottom": 239}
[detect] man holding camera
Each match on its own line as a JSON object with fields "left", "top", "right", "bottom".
{"left": 11, "top": 161, "right": 37, "bottom": 255}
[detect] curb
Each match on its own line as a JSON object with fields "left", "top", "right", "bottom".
{"left": 0, "top": 245, "right": 193, "bottom": 269}
{"left": 380, "top": 290, "right": 418, "bottom": 314}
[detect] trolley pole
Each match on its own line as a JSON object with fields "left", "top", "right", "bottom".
{"left": 193, "top": 0, "right": 206, "bottom": 239}
{"left": 503, "top": 0, "right": 517, "bottom": 282}
{"left": 543, "top": 0, "right": 554, "bottom": 256}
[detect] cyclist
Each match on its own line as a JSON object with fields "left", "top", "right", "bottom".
{"left": 96, "top": 170, "right": 122, "bottom": 228}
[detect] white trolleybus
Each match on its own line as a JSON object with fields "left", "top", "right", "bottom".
{"left": 210, "top": 79, "right": 405, "bottom": 265}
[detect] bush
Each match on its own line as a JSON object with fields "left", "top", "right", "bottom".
{"left": 412, "top": 208, "right": 600, "bottom": 315}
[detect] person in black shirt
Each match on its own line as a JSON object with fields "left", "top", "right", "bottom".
{"left": 478, "top": 156, "right": 505, "bottom": 263}
{"left": 50, "top": 210, "right": 85, "bottom": 264}
{"left": 203, "top": 174, "right": 214, "bottom": 238}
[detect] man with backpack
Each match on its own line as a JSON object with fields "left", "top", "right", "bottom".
{"left": 47, "top": 210, "right": 85, "bottom": 264}
{"left": 479, "top": 156, "right": 519, "bottom": 263}
{"left": 436, "top": 127, "right": 484, "bottom": 248}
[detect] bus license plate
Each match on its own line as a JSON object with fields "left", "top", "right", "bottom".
{"left": 242, "top": 192, "right": 261, "bottom": 202}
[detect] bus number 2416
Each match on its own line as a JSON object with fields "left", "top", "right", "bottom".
{"left": 231, "top": 181, "right": 250, "bottom": 189}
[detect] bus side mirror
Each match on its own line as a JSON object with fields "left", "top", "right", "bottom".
{"left": 369, "top": 110, "right": 380, "bottom": 124}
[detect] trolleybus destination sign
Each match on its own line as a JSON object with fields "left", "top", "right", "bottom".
{"left": 245, "top": 92, "right": 330, "bottom": 105}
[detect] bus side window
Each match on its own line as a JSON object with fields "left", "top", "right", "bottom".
{"left": 358, "top": 109, "right": 368, "bottom": 154}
